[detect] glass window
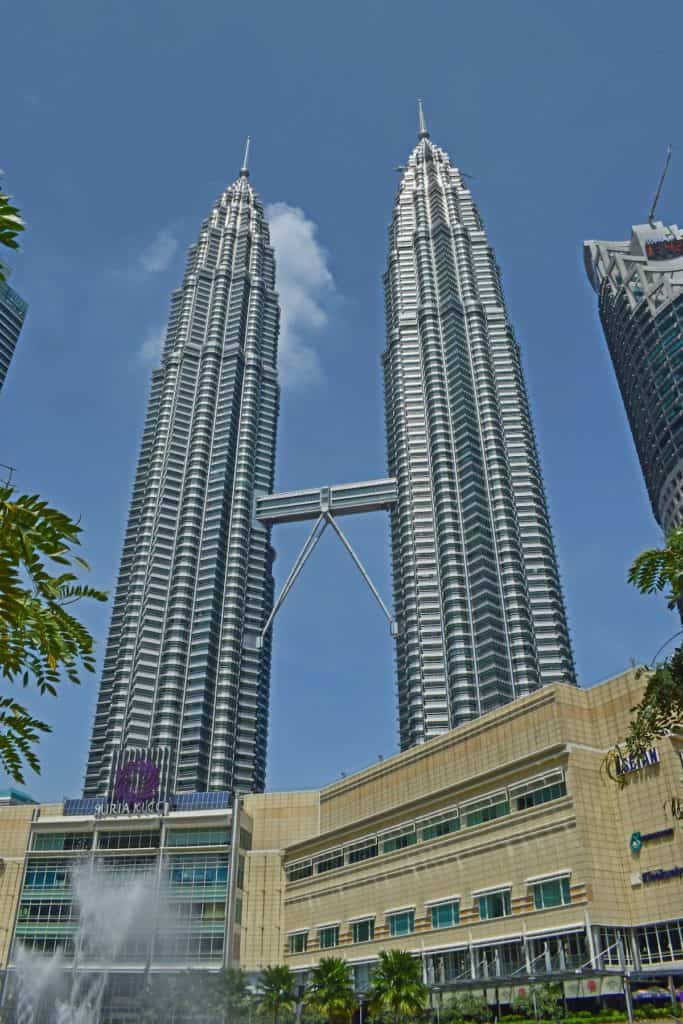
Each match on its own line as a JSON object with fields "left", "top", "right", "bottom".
{"left": 289, "top": 932, "right": 308, "bottom": 954}
{"left": 98, "top": 831, "right": 160, "bottom": 850}
{"left": 347, "top": 839, "right": 378, "bottom": 864}
{"left": 511, "top": 772, "right": 567, "bottom": 812}
{"left": 464, "top": 796, "right": 509, "bottom": 828}
{"left": 382, "top": 827, "right": 417, "bottom": 854}
{"left": 388, "top": 910, "right": 415, "bottom": 937}
{"left": 431, "top": 901, "right": 460, "bottom": 929}
{"left": 315, "top": 850, "right": 344, "bottom": 874}
{"left": 532, "top": 877, "right": 570, "bottom": 910}
{"left": 352, "top": 918, "right": 375, "bottom": 943}
{"left": 318, "top": 926, "right": 339, "bottom": 949}
{"left": 478, "top": 890, "right": 511, "bottom": 920}
{"left": 286, "top": 861, "right": 313, "bottom": 882}
{"left": 166, "top": 854, "right": 229, "bottom": 889}
{"left": 166, "top": 828, "right": 230, "bottom": 848}
{"left": 421, "top": 812, "right": 460, "bottom": 842}
{"left": 33, "top": 832, "right": 92, "bottom": 852}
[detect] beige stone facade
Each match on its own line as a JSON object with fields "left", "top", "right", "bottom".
{"left": 240, "top": 671, "right": 683, "bottom": 982}
{"left": 0, "top": 671, "right": 681, "bottom": 991}
{"left": 0, "top": 800, "right": 61, "bottom": 968}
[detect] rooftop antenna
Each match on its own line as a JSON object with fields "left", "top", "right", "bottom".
{"left": 648, "top": 144, "right": 672, "bottom": 227}
{"left": 418, "top": 98, "right": 430, "bottom": 140}
{"left": 240, "top": 136, "right": 251, "bottom": 178}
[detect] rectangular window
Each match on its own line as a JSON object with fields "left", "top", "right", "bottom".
{"left": 318, "top": 926, "right": 340, "bottom": 949}
{"left": 352, "top": 918, "right": 375, "bottom": 943}
{"left": 33, "top": 832, "right": 92, "bottom": 852}
{"left": 510, "top": 772, "right": 567, "bottom": 812}
{"left": 315, "top": 850, "right": 344, "bottom": 874}
{"left": 420, "top": 812, "right": 460, "bottom": 842}
{"left": 430, "top": 901, "right": 460, "bottom": 929}
{"left": 166, "top": 828, "right": 230, "bottom": 848}
{"left": 347, "top": 839, "right": 378, "bottom": 864}
{"left": 289, "top": 932, "right": 308, "bottom": 954}
{"left": 388, "top": 910, "right": 415, "bottom": 937}
{"left": 463, "top": 795, "right": 509, "bottom": 828}
{"left": 382, "top": 826, "right": 417, "bottom": 854}
{"left": 478, "top": 890, "right": 511, "bottom": 920}
{"left": 532, "top": 877, "right": 570, "bottom": 910}
{"left": 286, "top": 861, "right": 313, "bottom": 882}
{"left": 98, "top": 831, "right": 160, "bottom": 850}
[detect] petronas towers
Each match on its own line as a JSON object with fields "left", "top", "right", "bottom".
{"left": 85, "top": 111, "right": 574, "bottom": 798}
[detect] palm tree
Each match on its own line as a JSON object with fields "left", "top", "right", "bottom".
{"left": 306, "top": 957, "right": 357, "bottom": 1024}
{"left": 258, "top": 964, "right": 296, "bottom": 1024}
{"left": 367, "top": 950, "right": 427, "bottom": 1024}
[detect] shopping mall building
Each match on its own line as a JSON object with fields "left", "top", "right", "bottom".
{"left": 0, "top": 669, "right": 681, "bottom": 1014}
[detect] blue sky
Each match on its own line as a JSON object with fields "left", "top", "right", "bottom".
{"left": 1, "top": 0, "right": 681, "bottom": 801}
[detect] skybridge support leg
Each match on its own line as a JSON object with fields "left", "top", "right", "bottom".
{"left": 256, "top": 511, "right": 397, "bottom": 649}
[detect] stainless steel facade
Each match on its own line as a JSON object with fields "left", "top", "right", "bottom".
{"left": 584, "top": 222, "right": 683, "bottom": 533}
{"left": 84, "top": 156, "right": 279, "bottom": 797}
{"left": 0, "top": 279, "right": 27, "bottom": 394}
{"left": 383, "top": 111, "right": 575, "bottom": 747}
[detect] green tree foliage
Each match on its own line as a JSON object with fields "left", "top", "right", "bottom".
{"left": 305, "top": 957, "right": 357, "bottom": 1024}
{"left": 140, "top": 969, "right": 254, "bottom": 1024}
{"left": 511, "top": 984, "right": 563, "bottom": 1022}
{"left": 604, "top": 527, "right": 683, "bottom": 770}
{"left": 367, "top": 949, "right": 427, "bottom": 1024}
{"left": 444, "top": 992, "right": 491, "bottom": 1024}
{"left": 0, "top": 189, "right": 24, "bottom": 283}
{"left": 257, "top": 964, "right": 296, "bottom": 1024}
{"left": 628, "top": 526, "right": 683, "bottom": 608}
{"left": 0, "top": 484, "right": 106, "bottom": 781}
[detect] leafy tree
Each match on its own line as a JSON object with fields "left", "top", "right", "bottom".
{"left": 367, "top": 949, "right": 427, "bottom": 1024}
{"left": 305, "top": 957, "right": 356, "bottom": 1024}
{"left": 257, "top": 965, "right": 296, "bottom": 1024}
{"left": 444, "top": 992, "right": 491, "bottom": 1024}
{"left": 511, "top": 983, "right": 563, "bottom": 1022}
{"left": 0, "top": 484, "right": 106, "bottom": 781}
{"left": 0, "top": 188, "right": 24, "bottom": 283}
{"left": 603, "top": 528, "right": 683, "bottom": 772}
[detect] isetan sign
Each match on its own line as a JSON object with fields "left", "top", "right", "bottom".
{"left": 615, "top": 748, "right": 660, "bottom": 777}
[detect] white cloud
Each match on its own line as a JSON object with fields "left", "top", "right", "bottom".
{"left": 266, "top": 202, "right": 334, "bottom": 389}
{"left": 139, "top": 229, "right": 178, "bottom": 274}
{"left": 137, "top": 326, "right": 165, "bottom": 365}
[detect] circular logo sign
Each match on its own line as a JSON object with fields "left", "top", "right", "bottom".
{"left": 114, "top": 758, "right": 160, "bottom": 804}
{"left": 630, "top": 831, "right": 642, "bottom": 854}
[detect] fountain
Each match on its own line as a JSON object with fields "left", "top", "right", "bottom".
{"left": 10, "top": 862, "right": 161, "bottom": 1023}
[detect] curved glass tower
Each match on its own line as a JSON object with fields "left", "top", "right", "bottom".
{"left": 84, "top": 148, "right": 279, "bottom": 796}
{"left": 584, "top": 222, "right": 683, "bottom": 533}
{"left": 383, "top": 108, "right": 575, "bottom": 748}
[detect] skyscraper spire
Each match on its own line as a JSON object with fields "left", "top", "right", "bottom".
{"left": 240, "top": 135, "right": 251, "bottom": 177}
{"left": 418, "top": 98, "right": 429, "bottom": 139}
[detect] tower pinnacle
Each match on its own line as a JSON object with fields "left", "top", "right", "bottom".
{"left": 240, "top": 136, "right": 251, "bottom": 178}
{"left": 418, "top": 98, "right": 429, "bottom": 140}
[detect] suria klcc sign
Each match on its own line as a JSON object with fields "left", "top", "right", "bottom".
{"left": 95, "top": 758, "right": 168, "bottom": 818}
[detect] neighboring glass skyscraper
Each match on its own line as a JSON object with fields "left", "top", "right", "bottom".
{"left": 0, "top": 279, "right": 27, "bottom": 393}
{"left": 84, "top": 148, "right": 279, "bottom": 797}
{"left": 383, "top": 108, "right": 575, "bottom": 748}
{"left": 584, "top": 222, "right": 683, "bottom": 533}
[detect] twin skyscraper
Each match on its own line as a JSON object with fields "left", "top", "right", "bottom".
{"left": 84, "top": 109, "right": 575, "bottom": 801}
